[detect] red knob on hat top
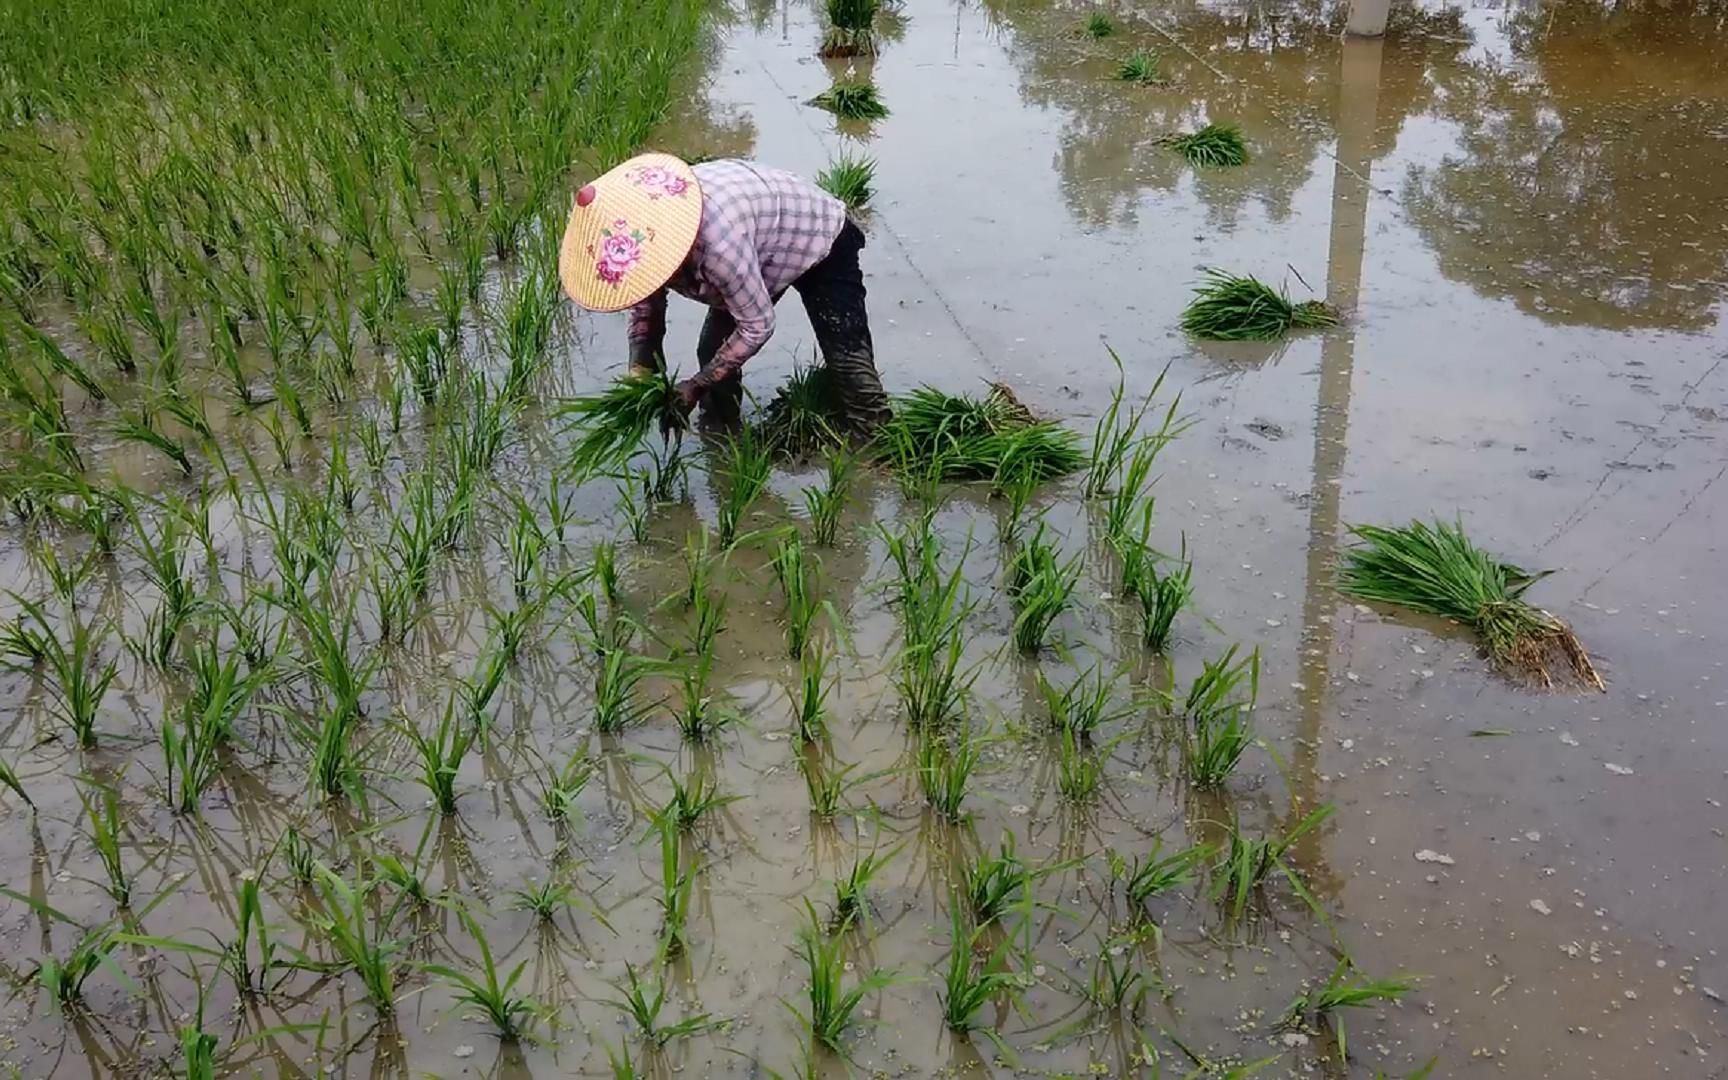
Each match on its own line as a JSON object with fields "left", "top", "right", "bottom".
{"left": 576, "top": 184, "right": 597, "bottom": 208}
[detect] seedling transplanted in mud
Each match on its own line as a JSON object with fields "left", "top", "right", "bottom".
{"left": 1181, "top": 269, "right": 1338, "bottom": 341}
{"left": 808, "top": 78, "right": 891, "bottom": 121}
{"left": 831, "top": 844, "right": 901, "bottom": 930}
{"left": 1340, "top": 519, "right": 1603, "bottom": 689}
{"left": 1128, "top": 545, "right": 1193, "bottom": 652}
{"left": 1117, "top": 50, "right": 1166, "bottom": 86}
{"left": 816, "top": 154, "right": 877, "bottom": 210}
{"left": 1039, "top": 662, "right": 1135, "bottom": 741}
{"left": 883, "top": 517, "right": 978, "bottom": 727}
{"left": 714, "top": 422, "right": 774, "bottom": 546}
{"left": 802, "top": 445, "right": 856, "bottom": 546}
{"left": 1162, "top": 122, "right": 1249, "bottom": 168}
{"left": 424, "top": 907, "right": 547, "bottom": 1041}
{"left": 1284, "top": 957, "right": 1418, "bottom": 1062}
{"left": 1083, "top": 10, "right": 1115, "bottom": 37}
{"left": 1181, "top": 645, "right": 1260, "bottom": 789}
{"left": 608, "top": 961, "right": 720, "bottom": 1047}
{"left": 917, "top": 725, "right": 983, "bottom": 822}
{"left": 939, "top": 903, "right": 1019, "bottom": 1034}
{"left": 772, "top": 532, "right": 830, "bottom": 659}
{"left": 1120, "top": 835, "right": 1214, "bottom": 908}
{"left": 1005, "top": 518, "right": 1081, "bottom": 652}
{"left": 1213, "top": 804, "right": 1334, "bottom": 924}
{"left": 789, "top": 900, "right": 898, "bottom": 1052}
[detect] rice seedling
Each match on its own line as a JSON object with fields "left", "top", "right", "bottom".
{"left": 0, "top": 888, "right": 154, "bottom": 1012}
{"left": 939, "top": 904, "right": 1018, "bottom": 1033}
{"left": 830, "top": 844, "right": 900, "bottom": 930}
{"left": 424, "top": 907, "right": 545, "bottom": 1041}
{"left": 1038, "top": 662, "right": 1133, "bottom": 741}
{"left": 370, "top": 847, "right": 435, "bottom": 908}
{"left": 792, "top": 639, "right": 834, "bottom": 743}
{"left": 545, "top": 753, "right": 595, "bottom": 821}
{"left": 1181, "top": 269, "right": 1338, "bottom": 341}
{"left": 1089, "top": 946, "right": 1148, "bottom": 1013}
{"left": 1056, "top": 728, "right": 1104, "bottom": 803}
{"left": 304, "top": 863, "right": 403, "bottom": 1016}
{"left": 788, "top": 900, "right": 897, "bottom": 1052}
{"left": 498, "top": 270, "right": 559, "bottom": 403}
{"left": 507, "top": 498, "right": 548, "bottom": 605}
{"left": 808, "top": 79, "right": 890, "bottom": 121}
{"left": 815, "top": 155, "right": 877, "bottom": 210}
{"left": 1008, "top": 535, "right": 1082, "bottom": 655}
{"left": 1162, "top": 122, "right": 1249, "bottom": 168}
{"left": 878, "top": 385, "right": 1085, "bottom": 484}
{"left": 654, "top": 816, "right": 695, "bottom": 958}
{"left": 20, "top": 323, "right": 106, "bottom": 401}
{"left": 405, "top": 695, "right": 476, "bottom": 815}
{"left": 14, "top": 596, "right": 117, "bottom": 750}
{"left": 1339, "top": 519, "right": 1603, "bottom": 689}
{"left": 882, "top": 520, "right": 976, "bottom": 727}
{"left": 675, "top": 651, "right": 731, "bottom": 742}
{"left": 1117, "top": 50, "right": 1166, "bottom": 85}
{"left": 771, "top": 532, "right": 830, "bottom": 659}
{"left": 714, "top": 423, "right": 773, "bottom": 546}
{"left": 114, "top": 403, "right": 193, "bottom": 473}
{"left": 593, "top": 635, "right": 659, "bottom": 735}
{"left": 660, "top": 771, "right": 737, "bottom": 832}
{"left": 801, "top": 445, "right": 855, "bottom": 546}
{"left": 917, "top": 725, "right": 982, "bottom": 822}
{"left": 961, "top": 833, "right": 1033, "bottom": 927}
{"left": 1122, "top": 835, "right": 1213, "bottom": 907}
{"left": 1127, "top": 546, "right": 1193, "bottom": 652}
{"left": 1182, "top": 646, "right": 1259, "bottom": 789}
{"left": 800, "top": 755, "right": 869, "bottom": 820}
{"left": 179, "top": 1009, "right": 218, "bottom": 1080}
{"left": 281, "top": 827, "right": 319, "bottom": 887}
{"left": 1285, "top": 958, "right": 1416, "bottom": 1061}
{"left": 81, "top": 780, "right": 130, "bottom": 907}
{"left": 819, "top": 0, "right": 879, "bottom": 56}
{"left": 559, "top": 371, "right": 681, "bottom": 480}
{"left": 163, "top": 643, "right": 258, "bottom": 814}
{"left": 606, "top": 961, "right": 719, "bottom": 1046}
{"left": 1212, "top": 804, "right": 1333, "bottom": 923}
{"left": 0, "top": 757, "right": 32, "bottom": 808}
{"left": 1083, "top": 10, "right": 1115, "bottom": 37}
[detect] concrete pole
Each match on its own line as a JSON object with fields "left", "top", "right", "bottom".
{"left": 1347, "top": 0, "right": 1392, "bottom": 37}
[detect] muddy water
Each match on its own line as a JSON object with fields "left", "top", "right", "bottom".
{"left": 3, "top": 0, "right": 1727, "bottom": 1077}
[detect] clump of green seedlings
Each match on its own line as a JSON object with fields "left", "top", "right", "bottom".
{"left": 654, "top": 816, "right": 696, "bottom": 957}
{"left": 877, "top": 384, "right": 1085, "bottom": 484}
{"left": 1005, "top": 519, "right": 1081, "bottom": 653}
{"left": 424, "top": 908, "right": 546, "bottom": 1041}
{"left": 801, "top": 444, "right": 855, "bottom": 545}
{"left": 961, "top": 833, "right": 1036, "bottom": 927}
{"left": 593, "top": 628, "right": 659, "bottom": 735}
{"left": 1181, "top": 268, "right": 1338, "bottom": 341}
{"left": 606, "top": 962, "right": 719, "bottom": 1047}
{"left": 1162, "top": 122, "right": 1249, "bottom": 167}
{"left": 820, "top": 0, "right": 879, "bottom": 56}
{"left": 789, "top": 901, "right": 898, "bottom": 1052}
{"left": 714, "top": 422, "right": 773, "bottom": 546}
{"left": 1120, "top": 835, "right": 1213, "bottom": 908}
{"left": 809, "top": 78, "right": 891, "bottom": 121}
{"left": 917, "top": 725, "right": 982, "bottom": 822}
{"left": 162, "top": 643, "right": 259, "bottom": 815}
{"left": 762, "top": 364, "right": 841, "bottom": 458}
{"left": 1340, "top": 519, "right": 1603, "bottom": 689}
{"left": 939, "top": 903, "right": 1018, "bottom": 1034}
{"left": 830, "top": 844, "right": 900, "bottom": 930}
{"left": 304, "top": 863, "right": 405, "bottom": 1016}
{"left": 1117, "top": 50, "right": 1166, "bottom": 85}
{"left": 800, "top": 753, "right": 863, "bottom": 819}
{"left": 1127, "top": 542, "right": 1193, "bottom": 652}
{"left": 81, "top": 781, "right": 131, "bottom": 907}
{"left": 1039, "top": 662, "right": 1134, "bottom": 742}
{"left": 771, "top": 532, "right": 829, "bottom": 658}
{"left": 793, "top": 639, "right": 834, "bottom": 742}
{"left": 1181, "top": 645, "right": 1259, "bottom": 788}
{"left": 1213, "top": 804, "right": 1333, "bottom": 923}
{"left": 405, "top": 695, "right": 476, "bottom": 815}
{"left": 1283, "top": 957, "right": 1417, "bottom": 1062}
{"left": 883, "top": 518, "right": 977, "bottom": 726}
{"left": 1083, "top": 10, "right": 1115, "bottom": 37}
{"left": 660, "top": 770, "right": 737, "bottom": 832}
{"left": 545, "top": 752, "right": 594, "bottom": 821}
{"left": 559, "top": 371, "right": 682, "bottom": 479}
{"left": 1056, "top": 727, "right": 1106, "bottom": 802}
{"left": 9, "top": 597, "right": 117, "bottom": 750}
{"left": 816, "top": 154, "right": 877, "bottom": 210}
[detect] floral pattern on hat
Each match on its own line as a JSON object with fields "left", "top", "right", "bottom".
{"left": 591, "top": 218, "right": 655, "bottom": 286}
{"left": 628, "top": 164, "right": 691, "bottom": 199}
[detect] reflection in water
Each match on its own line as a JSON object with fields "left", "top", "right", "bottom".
{"left": 1403, "top": 0, "right": 1728, "bottom": 330}
{"left": 980, "top": 0, "right": 1471, "bottom": 229}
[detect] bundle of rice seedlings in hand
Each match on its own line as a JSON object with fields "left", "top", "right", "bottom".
{"left": 816, "top": 155, "right": 877, "bottom": 210}
{"left": 809, "top": 79, "right": 890, "bottom": 120}
{"left": 876, "top": 384, "right": 1085, "bottom": 484}
{"left": 1181, "top": 269, "right": 1337, "bottom": 341}
{"left": 1339, "top": 519, "right": 1604, "bottom": 690}
{"left": 1162, "top": 123, "right": 1248, "bottom": 168}
{"left": 558, "top": 371, "right": 680, "bottom": 480}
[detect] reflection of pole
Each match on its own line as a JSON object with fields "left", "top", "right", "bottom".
{"left": 1347, "top": 0, "right": 1391, "bottom": 36}
{"left": 1290, "top": 39, "right": 1383, "bottom": 864}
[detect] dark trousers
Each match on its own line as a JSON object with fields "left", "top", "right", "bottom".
{"left": 697, "top": 219, "right": 888, "bottom": 432}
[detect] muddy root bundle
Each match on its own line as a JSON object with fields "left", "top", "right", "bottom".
{"left": 1339, "top": 519, "right": 1604, "bottom": 691}
{"left": 875, "top": 384, "right": 1085, "bottom": 483}
{"left": 1180, "top": 269, "right": 1337, "bottom": 341}
{"left": 558, "top": 371, "right": 681, "bottom": 478}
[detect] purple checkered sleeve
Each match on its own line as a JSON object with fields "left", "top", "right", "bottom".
{"left": 627, "top": 160, "right": 847, "bottom": 384}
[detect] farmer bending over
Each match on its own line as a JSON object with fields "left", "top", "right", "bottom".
{"left": 559, "top": 153, "right": 889, "bottom": 435}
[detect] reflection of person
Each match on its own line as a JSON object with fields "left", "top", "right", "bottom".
{"left": 559, "top": 153, "right": 888, "bottom": 435}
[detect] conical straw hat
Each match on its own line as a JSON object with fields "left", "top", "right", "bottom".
{"left": 559, "top": 153, "right": 703, "bottom": 313}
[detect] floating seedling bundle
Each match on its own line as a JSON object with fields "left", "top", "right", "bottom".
{"left": 1181, "top": 269, "right": 1337, "bottom": 341}
{"left": 875, "top": 383, "right": 1086, "bottom": 484}
{"left": 1162, "top": 122, "right": 1248, "bottom": 168}
{"left": 809, "top": 78, "right": 891, "bottom": 120}
{"left": 1339, "top": 519, "right": 1604, "bottom": 690}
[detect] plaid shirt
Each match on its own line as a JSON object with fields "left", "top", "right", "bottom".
{"left": 627, "top": 159, "right": 847, "bottom": 384}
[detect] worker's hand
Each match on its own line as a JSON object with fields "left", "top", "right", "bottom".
{"left": 660, "top": 377, "right": 702, "bottom": 438}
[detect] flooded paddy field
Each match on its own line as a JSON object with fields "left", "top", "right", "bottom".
{"left": 1, "top": 0, "right": 1724, "bottom": 1077}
